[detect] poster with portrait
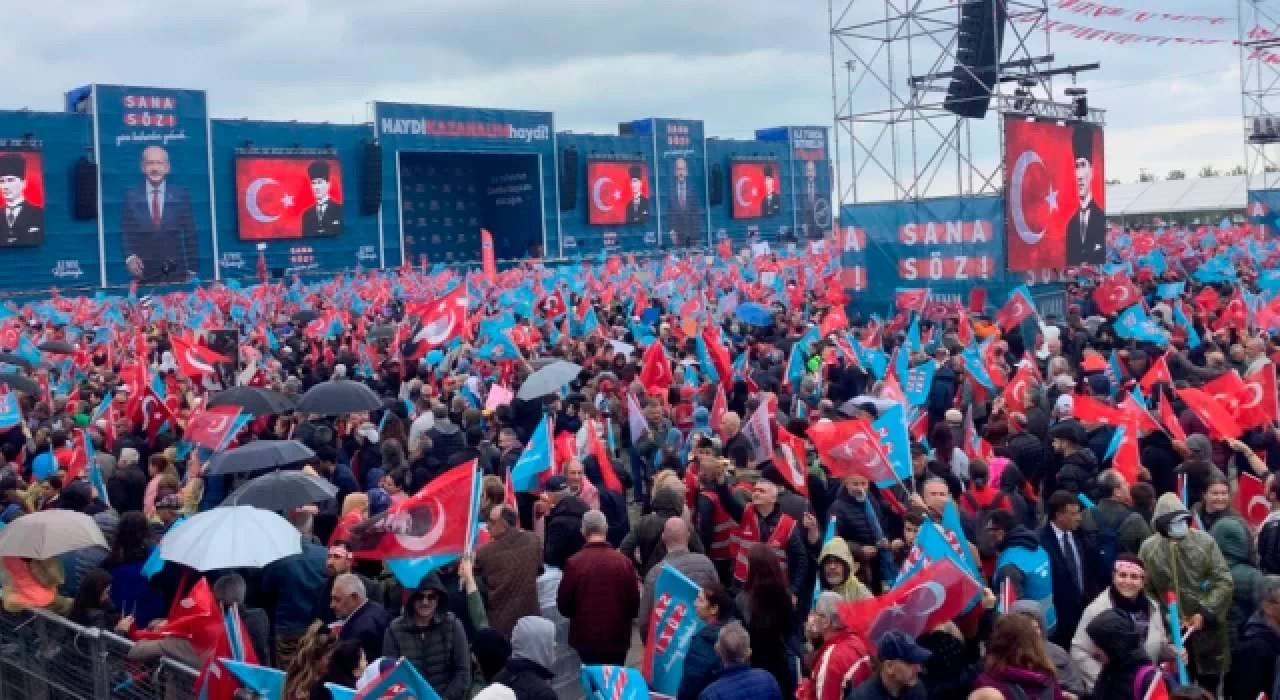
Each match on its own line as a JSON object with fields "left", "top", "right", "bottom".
{"left": 0, "top": 145, "right": 45, "bottom": 247}
{"left": 788, "top": 127, "right": 833, "bottom": 240}
{"left": 236, "top": 155, "right": 344, "bottom": 240}
{"left": 730, "top": 160, "right": 783, "bottom": 219}
{"left": 94, "top": 85, "right": 214, "bottom": 286}
{"left": 587, "top": 160, "right": 650, "bottom": 226}
{"left": 653, "top": 118, "right": 706, "bottom": 249}
{"left": 1005, "top": 119, "right": 1106, "bottom": 272}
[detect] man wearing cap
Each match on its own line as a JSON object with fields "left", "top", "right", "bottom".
{"left": 799, "top": 592, "right": 873, "bottom": 700}
{"left": 1065, "top": 126, "right": 1105, "bottom": 267}
{"left": 846, "top": 630, "right": 930, "bottom": 700}
{"left": 0, "top": 153, "right": 43, "bottom": 246}
{"left": 301, "top": 160, "right": 344, "bottom": 237}
{"left": 729, "top": 479, "right": 807, "bottom": 592}
{"left": 624, "top": 164, "right": 650, "bottom": 224}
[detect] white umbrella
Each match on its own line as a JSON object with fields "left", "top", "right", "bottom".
{"left": 158, "top": 506, "right": 301, "bottom": 571}
{"left": 0, "top": 510, "right": 107, "bottom": 559}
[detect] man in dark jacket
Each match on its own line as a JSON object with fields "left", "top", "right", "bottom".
{"left": 699, "top": 622, "right": 784, "bottom": 700}
{"left": 540, "top": 475, "right": 589, "bottom": 568}
{"left": 622, "top": 483, "right": 704, "bottom": 578}
{"left": 1226, "top": 575, "right": 1280, "bottom": 700}
{"left": 212, "top": 573, "right": 272, "bottom": 667}
{"left": 829, "top": 473, "right": 890, "bottom": 591}
{"left": 1003, "top": 415, "right": 1044, "bottom": 487}
{"left": 1047, "top": 419, "right": 1099, "bottom": 496}
{"left": 1080, "top": 469, "right": 1151, "bottom": 564}
{"left": 382, "top": 572, "right": 470, "bottom": 700}
{"left": 1040, "top": 490, "right": 1100, "bottom": 647}
{"left": 331, "top": 572, "right": 391, "bottom": 666}
{"left": 847, "top": 631, "right": 931, "bottom": 700}
{"left": 425, "top": 404, "right": 468, "bottom": 466}
{"left": 475, "top": 505, "right": 542, "bottom": 639}
{"left": 557, "top": 510, "right": 640, "bottom": 665}
{"left": 259, "top": 529, "right": 328, "bottom": 669}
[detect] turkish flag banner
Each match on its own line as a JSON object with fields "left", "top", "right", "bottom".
{"left": 730, "top": 161, "right": 782, "bottom": 219}
{"left": 235, "top": 156, "right": 344, "bottom": 241}
{"left": 1235, "top": 472, "right": 1271, "bottom": 529}
{"left": 1005, "top": 120, "right": 1098, "bottom": 272}
{"left": 587, "top": 160, "right": 649, "bottom": 225}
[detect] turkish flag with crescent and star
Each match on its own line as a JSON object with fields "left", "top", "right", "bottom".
{"left": 837, "top": 558, "right": 980, "bottom": 644}
{"left": 186, "top": 405, "right": 244, "bottom": 451}
{"left": 1235, "top": 472, "right": 1271, "bottom": 529}
{"left": 587, "top": 160, "right": 648, "bottom": 225}
{"left": 1004, "top": 120, "right": 1078, "bottom": 272}
{"left": 235, "top": 157, "right": 343, "bottom": 241}
{"left": 347, "top": 459, "right": 481, "bottom": 561}
{"left": 1093, "top": 269, "right": 1142, "bottom": 316}
{"left": 730, "top": 161, "right": 778, "bottom": 219}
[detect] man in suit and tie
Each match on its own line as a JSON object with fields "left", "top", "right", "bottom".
{"left": 0, "top": 154, "right": 44, "bottom": 247}
{"left": 121, "top": 145, "right": 198, "bottom": 284}
{"left": 761, "top": 165, "right": 781, "bottom": 217}
{"left": 1039, "top": 490, "right": 1100, "bottom": 648}
{"left": 665, "top": 157, "right": 702, "bottom": 248}
{"left": 799, "top": 159, "right": 828, "bottom": 240}
{"left": 301, "top": 160, "right": 344, "bottom": 237}
{"left": 624, "top": 164, "right": 651, "bottom": 225}
{"left": 1065, "top": 126, "right": 1106, "bottom": 267}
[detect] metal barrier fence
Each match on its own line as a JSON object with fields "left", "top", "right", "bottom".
{"left": 0, "top": 608, "right": 198, "bottom": 700}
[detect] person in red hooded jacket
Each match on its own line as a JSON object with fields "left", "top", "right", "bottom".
{"left": 799, "top": 592, "right": 873, "bottom": 700}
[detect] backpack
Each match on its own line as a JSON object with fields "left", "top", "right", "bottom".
{"left": 1091, "top": 507, "right": 1130, "bottom": 577}
{"left": 959, "top": 491, "right": 1013, "bottom": 559}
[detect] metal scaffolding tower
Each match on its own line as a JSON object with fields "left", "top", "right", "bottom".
{"left": 1240, "top": 0, "right": 1280, "bottom": 192}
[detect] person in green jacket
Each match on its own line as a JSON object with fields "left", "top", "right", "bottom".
{"left": 1139, "top": 493, "right": 1234, "bottom": 690}
{"left": 1209, "top": 515, "right": 1263, "bottom": 650}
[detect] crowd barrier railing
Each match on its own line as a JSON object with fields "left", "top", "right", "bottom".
{"left": 0, "top": 607, "right": 198, "bottom": 700}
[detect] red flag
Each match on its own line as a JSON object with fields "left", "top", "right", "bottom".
{"left": 235, "top": 156, "right": 344, "bottom": 240}
{"left": 1112, "top": 420, "right": 1141, "bottom": 485}
{"left": 1119, "top": 393, "right": 1162, "bottom": 435}
{"left": 638, "top": 341, "right": 673, "bottom": 392}
{"left": 775, "top": 426, "right": 809, "bottom": 498}
{"left": 63, "top": 428, "right": 91, "bottom": 483}
{"left": 1072, "top": 395, "right": 1126, "bottom": 426}
{"left": 1235, "top": 472, "right": 1271, "bottom": 529}
{"left": 1213, "top": 289, "right": 1249, "bottom": 333}
{"left": 1194, "top": 287, "right": 1220, "bottom": 315}
{"left": 553, "top": 430, "right": 578, "bottom": 473}
{"left": 820, "top": 305, "right": 849, "bottom": 337}
{"left": 1158, "top": 394, "right": 1188, "bottom": 443}
{"left": 807, "top": 418, "right": 894, "bottom": 483}
{"left": 1002, "top": 364, "right": 1036, "bottom": 415}
{"left": 1094, "top": 270, "right": 1142, "bottom": 316}
{"left": 186, "top": 405, "right": 244, "bottom": 451}
{"left": 1176, "top": 387, "right": 1243, "bottom": 439}
{"left": 1238, "top": 366, "right": 1280, "bottom": 430}
{"left": 137, "top": 578, "right": 221, "bottom": 653}
{"left": 895, "top": 289, "right": 929, "bottom": 313}
{"left": 994, "top": 289, "right": 1035, "bottom": 331}
{"left": 836, "top": 559, "right": 981, "bottom": 641}
{"left": 1203, "top": 371, "right": 1249, "bottom": 418}
{"left": 717, "top": 238, "right": 733, "bottom": 260}
{"left": 709, "top": 384, "right": 727, "bottom": 435}
{"left": 700, "top": 326, "right": 733, "bottom": 391}
{"left": 348, "top": 460, "right": 481, "bottom": 561}
{"left": 168, "top": 335, "right": 230, "bottom": 379}
{"left": 480, "top": 229, "right": 497, "bottom": 285}
{"left": 1138, "top": 355, "right": 1173, "bottom": 393}
{"left": 584, "top": 420, "right": 623, "bottom": 493}
{"left": 407, "top": 285, "right": 469, "bottom": 354}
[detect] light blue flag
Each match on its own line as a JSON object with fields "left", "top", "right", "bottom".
{"left": 1157, "top": 281, "right": 1185, "bottom": 299}
{"left": 511, "top": 417, "right": 553, "bottom": 492}
{"left": 903, "top": 361, "right": 935, "bottom": 406}
{"left": 644, "top": 565, "right": 704, "bottom": 695}
{"left": 142, "top": 515, "right": 186, "bottom": 579}
{"left": 960, "top": 345, "right": 995, "bottom": 391}
{"left": 582, "top": 665, "right": 651, "bottom": 700}
{"left": 872, "top": 404, "right": 913, "bottom": 487}
{"left": 904, "top": 315, "right": 922, "bottom": 354}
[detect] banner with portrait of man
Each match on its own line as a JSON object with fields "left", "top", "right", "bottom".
{"left": 94, "top": 85, "right": 214, "bottom": 286}
{"left": 0, "top": 145, "right": 45, "bottom": 247}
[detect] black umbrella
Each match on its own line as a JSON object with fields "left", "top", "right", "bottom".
{"left": 291, "top": 310, "right": 319, "bottom": 324}
{"left": 36, "top": 341, "right": 76, "bottom": 355}
{"left": 296, "top": 380, "right": 385, "bottom": 415}
{"left": 0, "top": 373, "right": 40, "bottom": 395}
{"left": 223, "top": 470, "right": 338, "bottom": 510}
{"left": 205, "top": 440, "right": 316, "bottom": 476}
{"left": 207, "top": 386, "right": 296, "bottom": 415}
{"left": 0, "top": 353, "right": 32, "bottom": 371}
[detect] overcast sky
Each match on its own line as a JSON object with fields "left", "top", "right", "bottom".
{"left": 3, "top": 0, "right": 1248, "bottom": 203}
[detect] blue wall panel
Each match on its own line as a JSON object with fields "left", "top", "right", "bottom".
{"left": 556, "top": 132, "right": 656, "bottom": 256}
{"left": 706, "top": 137, "right": 791, "bottom": 246}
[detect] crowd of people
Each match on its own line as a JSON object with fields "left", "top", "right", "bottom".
{"left": 0, "top": 229, "right": 1278, "bottom": 700}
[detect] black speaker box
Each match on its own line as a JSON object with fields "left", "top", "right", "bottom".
{"left": 943, "top": 0, "right": 1008, "bottom": 119}
{"left": 359, "top": 141, "right": 383, "bottom": 216}
{"left": 559, "top": 146, "right": 579, "bottom": 212}
{"left": 72, "top": 157, "right": 97, "bottom": 221}
{"left": 709, "top": 163, "right": 724, "bottom": 206}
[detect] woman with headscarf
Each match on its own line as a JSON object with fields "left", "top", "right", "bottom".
{"left": 1070, "top": 554, "right": 1170, "bottom": 691}
{"left": 1138, "top": 493, "right": 1233, "bottom": 690}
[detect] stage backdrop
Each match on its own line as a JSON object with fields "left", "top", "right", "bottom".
{"left": 557, "top": 132, "right": 656, "bottom": 255}
{"left": 841, "top": 194, "right": 1009, "bottom": 313}
{"left": 1005, "top": 118, "right": 1106, "bottom": 274}
{"left": 628, "top": 118, "right": 708, "bottom": 250}
{"left": 0, "top": 112, "right": 101, "bottom": 291}
{"left": 374, "top": 102, "right": 557, "bottom": 266}
{"left": 1248, "top": 189, "right": 1280, "bottom": 237}
{"left": 210, "top": 120, "right": 382, "bottom": 278}
{"left": 94, "top": 86, "right": 215, "bottom": 287}
{"left": 756, "top": 126, "right": 834, "bottom": 240}
{"left": 707, "top": 137, "right": 792, "bottom": 247}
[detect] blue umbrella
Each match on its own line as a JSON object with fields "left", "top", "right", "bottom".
{"left": 736, "top": 302, "right": 773, "bottom": 327}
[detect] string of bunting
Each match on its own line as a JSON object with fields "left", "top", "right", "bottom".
{"left": 1052, "top": 0, "right": 1231, "bottom": 26}
{"left": 1012, "top": 15, "right": 1234, "bottom": 47}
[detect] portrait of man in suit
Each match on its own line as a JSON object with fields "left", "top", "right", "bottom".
{"left": 799, "top": 159, "right": 827, "bottom": 240}
{"left": 301, "top": 160, "right": 344, "bottom": 237}
{"left": 121, "top": 145, "right": 198, "bottom": 283}
{"left": 665, "top": 157, "right": 702, "bottom": 248}
{"left": 624, "top": 164, "right": 650, "bottom": 225}
{"left": 1065, "top": 126, "right": 1106, "bottom": 267}
{"left": 761, "top": 164, "right": 781, "bottom": 217}
{"left": 0, "top": 154, "right": 44, "bottom": 247}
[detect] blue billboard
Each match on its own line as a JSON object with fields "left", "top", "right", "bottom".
{"left": 374, "top": 103, "right": 557, "bottom": 264}
{"left": 93, "top": 86, "right": 215, "bottom": 287}
{"left": 707, "top": 137, "right": 792, "bottom": 247}
{"left": 841, "top": 194, "right": 1010, "bottom": 311}
{"left": 556, "top": 132, "right": 656, "bottom": 256}
{"left": 638, "top": 118, "right": 708, "bottom": 249}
